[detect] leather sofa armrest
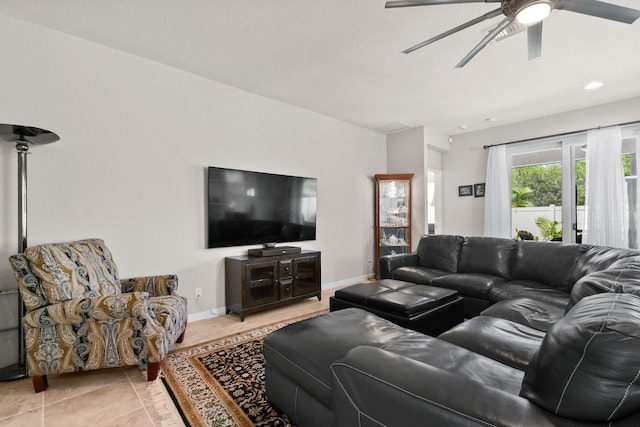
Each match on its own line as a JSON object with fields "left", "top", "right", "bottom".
{"left": 23, "top": 292, "right": 154, "bottom": 327}
{"left": 378, "top": 253, "right": 417, "bottom": 279}
{"left": 331, "top": 346, "right": 615, "bottom": 427}
{"left": 120, "top": 274, "right": 179, "bottom": 296}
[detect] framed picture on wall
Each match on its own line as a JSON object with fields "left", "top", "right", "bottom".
{"left": 474, "top": 183, "right": 485, "bottom": 197}
{"left": 458, "top": 185, "right": 473, "bottom": 197}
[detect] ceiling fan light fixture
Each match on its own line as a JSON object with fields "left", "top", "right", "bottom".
{"left": 516, "top": 2, "right": 552, "bottom": 25}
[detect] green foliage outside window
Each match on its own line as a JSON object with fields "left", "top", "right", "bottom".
{"left": 575, "top": 160, "right": 585, "bottom": 206}
{"left": 512, "top": 164, "right": 562, "bottom": 207}
{"left": 511, "top": 186, "right": 534, "bottom": 207}
{"left": 535, "top": 216, "right": 562, "bottom": 240}
{"left": 512, "top": 155, "right": 631, "bottom": 208}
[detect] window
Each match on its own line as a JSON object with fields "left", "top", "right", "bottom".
{"left": 504, "top": 123, "right": 640, "bottom": 247}
{"left": 511, "top": 146, "right": 562, "bottom": 241}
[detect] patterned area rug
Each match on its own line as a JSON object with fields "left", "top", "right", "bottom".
{"left": 160, "top": 311, "right": 327, "bottom": 427}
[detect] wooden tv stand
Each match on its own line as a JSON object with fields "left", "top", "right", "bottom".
{"left": 225, "top": 249, "right": 321, "bottom": 321}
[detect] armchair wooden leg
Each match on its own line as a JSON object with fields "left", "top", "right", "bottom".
{"left": 176, "top": 329, "right": 186, "bottom": 343}
{"left": 33, "top": 375, "right": 48, "bottom": 393}
{"left": 147, "top": 362, "right": 160, "bottom": 381}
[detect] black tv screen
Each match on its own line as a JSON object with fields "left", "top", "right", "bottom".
{"left": 207, "top": 167, "right": 317, "bottom": 248}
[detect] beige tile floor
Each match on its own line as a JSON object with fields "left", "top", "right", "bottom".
{"left": 0, "top": 288, "right": 335, "bottom": 427}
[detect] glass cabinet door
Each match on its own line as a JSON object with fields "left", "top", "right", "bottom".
{"left": 375, "top": 174, "right": 413, "bottom": 278}
{"left": 244, "top": 261, "right": 279, "bottom": 307}
{"left": 292, "top": 255, "right": 320, "bottom": 297}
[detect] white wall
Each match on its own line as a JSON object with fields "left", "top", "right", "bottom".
{"left": 387, "top": 127, "right": 425, "bottom": 248}
{"left": 442, "top": 97, "right": 640, "bottom": 236}
{"left": 427, "top": 149, "right": 442, "bottom": 170}
{"left": 0, "top": 14, "right": 386, "bottom": 367}
{"left": 387, "top": 127, "right": 449, "bottom": 248}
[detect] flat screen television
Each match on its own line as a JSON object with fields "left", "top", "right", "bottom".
{"left": 207, "top": 167, "right": 317, "bottom": 248}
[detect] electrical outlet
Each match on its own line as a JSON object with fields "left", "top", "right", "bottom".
{"left": 195, "top": 288, "right": 202, "bottom": 298}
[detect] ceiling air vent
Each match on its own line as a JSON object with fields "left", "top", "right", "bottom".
{"left": 376, "top": 121, "right": 413, "bottom": 134}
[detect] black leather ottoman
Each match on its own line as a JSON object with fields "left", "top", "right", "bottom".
{"left": 329, "top": 279, "right": 464, "bottom": 335}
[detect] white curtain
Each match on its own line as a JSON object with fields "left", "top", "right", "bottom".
{"left": 583, "top": 126, "right": 628, "bottom": 247}
{"left": 484, "top": 145, "right": 512, "bottom": 238}
{"left": 636, "top": 132, "right": 640, "bottom": 247}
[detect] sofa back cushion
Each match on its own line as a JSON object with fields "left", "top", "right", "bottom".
{"left": 458, "top": 237, "right": 516, "bottom": 278}
{"left": 24, "top": 238, "right": 121, "bottom": 304}
{"left": 568, "top": 266, "right": 640, "bottom": 310}
{"left": 416, "top": 235, "right": 464, "bottom": 273}
{"left": 609, "top": 254, "right": 640, "bottom": 270}
{"left": 510, "top": 241, "right": 585, "bottom": 291}
{"left": 569, "top": 245, "right": 640, "bottom": 284}
{"left": 520, "top": 293, "right": 640, "bottom": 422}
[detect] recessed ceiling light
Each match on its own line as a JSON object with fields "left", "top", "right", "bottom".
{"left": 458, "top": 124, "right": 468, "bottom": 130}
{"left": 584, "top": 81, "right": 604, "bottom": 90}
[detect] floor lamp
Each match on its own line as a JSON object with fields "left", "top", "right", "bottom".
{"left": 0, "top": 124, "right": 59, "bottom": 381}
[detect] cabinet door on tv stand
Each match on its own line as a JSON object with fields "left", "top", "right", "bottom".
{"left": 292, "top": 255, "right": 321, "bottom": 297}
{"left": 244, "top": 260, "right": 279, "bottom": 308}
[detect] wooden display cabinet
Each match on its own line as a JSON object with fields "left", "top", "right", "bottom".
{"left": 374, "top": 174, "right": 413, "bottom": 279}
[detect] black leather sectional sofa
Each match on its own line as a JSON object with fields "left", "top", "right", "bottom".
{"left": 380, "top": 234, "right": 640, "bottom": 319}
{"left": 264, "top": 235, "right": 640, "bottom": 426}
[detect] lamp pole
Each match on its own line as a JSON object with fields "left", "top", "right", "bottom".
{"left": 0, "top": 124, "right": 59, "bottom": 381}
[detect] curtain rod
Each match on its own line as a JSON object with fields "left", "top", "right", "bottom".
{"left": 482, "top": 119, "right": 640, "bottom": 149}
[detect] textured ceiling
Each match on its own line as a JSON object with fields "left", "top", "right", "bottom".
{"left": 1, "top": 0, "right": 639, "bottom": 135}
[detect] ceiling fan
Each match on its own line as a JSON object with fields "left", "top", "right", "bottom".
{"left": 386, "top": 0, "right": 640, "bottom": 67}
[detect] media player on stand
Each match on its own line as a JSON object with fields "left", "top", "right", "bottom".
{"left": 248, "top": 246, "right": 302, "bottom": 257}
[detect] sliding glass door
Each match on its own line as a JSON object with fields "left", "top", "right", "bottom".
{"left": 509, "top": 141, "right": 564, "bottom": 241}
{"left": 506, "top": 125, "right": 640, "bottom": 247}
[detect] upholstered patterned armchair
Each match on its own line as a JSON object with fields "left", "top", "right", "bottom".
{"left": 8, "top": 238, "right": 187, "bottom": 392}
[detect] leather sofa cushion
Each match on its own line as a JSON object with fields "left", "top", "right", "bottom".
{"left": 381, "top": 334, "right": 525, "bottom": 394}
{"left": 416, "top": 235, "right": 464, "bottom": 272}
{"left": 568, "top": 268, "right": 640, "bottom": 310}
{"left": 390, "top": 266, "right": 449, "bottom": 285}
{"left": 490, "top": 280, "right": 570, "bottom": 307}
{"left": 569, "top": 245, "right": 640, "bottom": 284}
{"left": 458, "top": 236, "right": 516, "bottom": 278}
{"left": 609, "top": 254, "right": 640, "bottom": 269}
{"left": 438, "top": 316, "right": 545, "bottom": 370}
{"left": 510, "top": 241, "right": 585, "bottom": 291}
{"left": 263, "top": 308, "right": 425, "bottom": 409}
{"left": 521, "top": 293, "right": 640, "bottom": 422}
{"left": 480, "top": 297, "right": 565, "bottom": 332}
{"left": 432, "top": 273, "right": 507, "bottom": 299}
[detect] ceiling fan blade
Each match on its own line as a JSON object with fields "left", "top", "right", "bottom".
{"left": 557, "top": 0, "right": 640, "bottom": 24}
{"left": 403, "top": 8, "right": 503, "bottom": 54}
{"left": 385, "top": 0, "right": 500, "bottom": 8}
{"left": 527, "top": 22, "right": 543, "bottom": 60}
{"left": 456, "top": 15, "right": 515, "bottom": 68}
